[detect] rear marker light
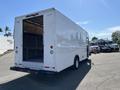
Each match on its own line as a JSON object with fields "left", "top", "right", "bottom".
{"left": 50, "top": 45, "right": 53, "bottom": 49}
{"left": 50, "top": 50, "right": 54, "bottom": 54}
{"left": 15, "top": 50, "right": 18, "bottom": 53}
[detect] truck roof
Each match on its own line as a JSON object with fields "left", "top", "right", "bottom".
{"left": 15, "top": 8, "right": 55, "bottom": 19}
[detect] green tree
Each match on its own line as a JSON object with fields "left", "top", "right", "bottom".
{"left": 0, "top": 28, "right": 2, "bottom": 32}
{"left": 4, "top": 26, "right": 11, "bottom": 37}
{"left": 117, "top": 38, "right": 120, "bottom": 46}
{"left": 112, "top": 31, "right": 120, "bottom": 47}
{"left": 5, "top": 26, "right": 9, "bottom": 34}
{"left": 91, "top": 37, "right": 98, "bottom": 41}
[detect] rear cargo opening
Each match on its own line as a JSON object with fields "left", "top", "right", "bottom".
{"left": 23, "top": 15, "right": 44, "bottom": 62}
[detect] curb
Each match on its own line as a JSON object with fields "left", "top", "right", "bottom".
{"left": 0, "top": 50, "right": 13, "bottom": 57}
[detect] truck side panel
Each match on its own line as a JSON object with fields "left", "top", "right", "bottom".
{"left": 55, "top": 10, "right": 88, "bottom": 72}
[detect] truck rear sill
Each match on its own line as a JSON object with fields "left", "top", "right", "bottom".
{"left": 10, "top": 66, "right": 57, "bottom": 74}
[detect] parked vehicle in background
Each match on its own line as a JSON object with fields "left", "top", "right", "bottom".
{"left": 109, "top": 43, "right": 119, "bottom": 52}
{"left": 99, "top": 45, "right": 112, "bottom": 52}
{"left": 90, "top": 39, "right": 120, "bottom": 53}
{"left": 90, "top": 45, "right": 100, "bottom": 54}
{"left": 10, "top": 8, "right": 89, "bottom": 73}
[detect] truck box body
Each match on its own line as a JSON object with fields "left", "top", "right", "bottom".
{"left": 11, "top": 8, "right": 89, "bottom": 73}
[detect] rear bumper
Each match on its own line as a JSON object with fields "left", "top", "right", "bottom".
{"left": 10, "top": 66, "right": 57, "bottom": 74}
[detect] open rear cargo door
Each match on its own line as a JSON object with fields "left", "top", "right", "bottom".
{"left": 23, "top": 15, "right": 44, "bottom": 63}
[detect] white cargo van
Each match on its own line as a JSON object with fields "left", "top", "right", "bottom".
{"left": 11, "top": 8, "right": 89, "bottom": 73}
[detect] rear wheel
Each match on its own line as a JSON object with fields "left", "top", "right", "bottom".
{"left": 74, "top": 56, "right": 79, "bottom": 70}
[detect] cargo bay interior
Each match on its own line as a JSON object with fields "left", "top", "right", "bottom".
{"left": 23, "top": 15, "right": 44, "bottom": 62}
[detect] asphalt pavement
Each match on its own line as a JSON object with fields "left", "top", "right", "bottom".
{"left": 0, "top": 52, "right": 120, "bottom": 90}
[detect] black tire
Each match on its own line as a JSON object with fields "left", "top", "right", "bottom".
{"left": 74, "top": 56, "right": 79, "bottom": 70}
{"left": 85, "top": 58, "right": 89, "bottom": 61}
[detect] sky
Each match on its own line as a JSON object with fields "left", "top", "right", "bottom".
{"left": 0, "top": 0, "right": 120, "bottom": 40}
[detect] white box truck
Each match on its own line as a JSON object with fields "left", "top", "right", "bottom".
{"left": 11, "top": 8, "right": 89, "bottom": 73}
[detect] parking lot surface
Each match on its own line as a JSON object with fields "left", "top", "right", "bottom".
{"left": 0, "top": 52, "right": 120, "bottom": 90}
